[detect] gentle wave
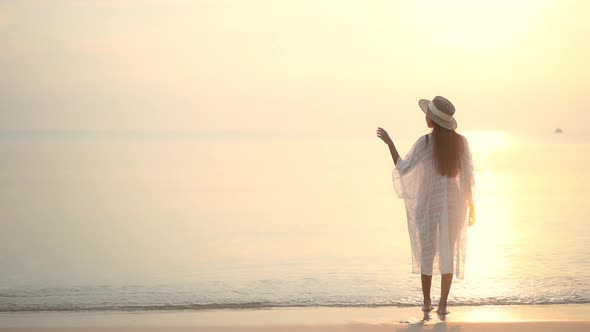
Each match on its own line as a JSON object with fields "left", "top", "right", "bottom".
{"left": 2, "top": 276, "right": 589, "bottom": 313}
{"left": 3, "top": 298, "right": 590, "bottom": 313}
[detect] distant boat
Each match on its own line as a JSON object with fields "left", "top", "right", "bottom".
{"left": 554, "top": 128, "right": 563, "bottom": 133}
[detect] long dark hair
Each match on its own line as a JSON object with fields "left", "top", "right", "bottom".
{"left": 431, "top": 122, "right": 464, "bottom": 177}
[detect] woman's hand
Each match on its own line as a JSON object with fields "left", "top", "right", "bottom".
{"left": 377, "top": 127, "right": 399, "bottom": 164}
{"left": 468, "top": 203, "right": 476, "bottom": 227}
{"left": 376, "top": 127, "right": 393, "bottom": 146}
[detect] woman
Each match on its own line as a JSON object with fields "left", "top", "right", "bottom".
{"left": 376, "top": 96, "right": 476, "bottom": 316}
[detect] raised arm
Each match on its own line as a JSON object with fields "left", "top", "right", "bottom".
{"left": 376, "top": 127, "right": 400, "bottom": 164}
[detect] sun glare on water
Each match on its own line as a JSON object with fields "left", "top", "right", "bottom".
{"left": 461, "top": 131, "right": 517, "bottom": 292}
{"left": 462, "top": 130, "right": 510, "bottom": 169}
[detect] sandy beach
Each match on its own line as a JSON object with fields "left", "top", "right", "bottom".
{"left": 1, "top": 304, "right": 589, "bottom": 332}
{"left": 1, "top": 323, "right": 589, "bottom": 332}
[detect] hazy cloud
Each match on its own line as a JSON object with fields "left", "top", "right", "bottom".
{"left": 0, "top": 1, "right": 589, "bottom": 136}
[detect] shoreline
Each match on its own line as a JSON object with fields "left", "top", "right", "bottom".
{"left": 1, "top": 323, "right": 590, "bottom": 332}
{"left": 4, "top": 300, "right": 590, "bottom": 313}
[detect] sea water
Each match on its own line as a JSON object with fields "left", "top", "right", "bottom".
{"left": 0, "top": 131, "right": 589, "bottom": 311}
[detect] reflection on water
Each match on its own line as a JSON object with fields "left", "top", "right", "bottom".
{"left": 459, "top": 131, "right": 519, "bottom": 299}
{"left": 0, "top": 131, "right": 589, "bottom": 311}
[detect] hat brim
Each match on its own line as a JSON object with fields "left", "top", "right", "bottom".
{"left": 419, "top": 99, "right": 457, "bottom": 130}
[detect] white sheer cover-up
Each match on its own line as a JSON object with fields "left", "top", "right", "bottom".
{"left": 392, "top": 133, "right": 475, "bottom": 279}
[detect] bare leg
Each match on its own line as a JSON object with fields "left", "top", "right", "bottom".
{"left": 438, "top": 273, "right": 453, "bottom": 314}
{"left": 420, "top": 274, "right": 432, "bottom": 310}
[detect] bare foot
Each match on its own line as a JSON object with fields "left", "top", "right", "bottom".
{"left": 422, "top": 298, "right": 433, "bottom": 312}
{"left": 436, "top": 303, "right": 449, "bottom": 315}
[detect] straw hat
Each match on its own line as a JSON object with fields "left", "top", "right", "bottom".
{"left": 419, "top": 96, "right": 457, "bottom": 130}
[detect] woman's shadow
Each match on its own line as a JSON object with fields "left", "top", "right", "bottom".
{"left": 396, "top": 312, "right": 462, "bottom": 332}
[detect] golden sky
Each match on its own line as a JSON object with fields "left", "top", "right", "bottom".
{"left": 1, "top": 0, "right": 588, "bottom": 137}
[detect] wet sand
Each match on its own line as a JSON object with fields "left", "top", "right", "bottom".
{"left": 1, "top": 304, "right": 589, "bottom": 331}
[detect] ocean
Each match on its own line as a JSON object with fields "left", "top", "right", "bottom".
{"left": 0, "top": 130, "right": 589, "bottom": 312}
